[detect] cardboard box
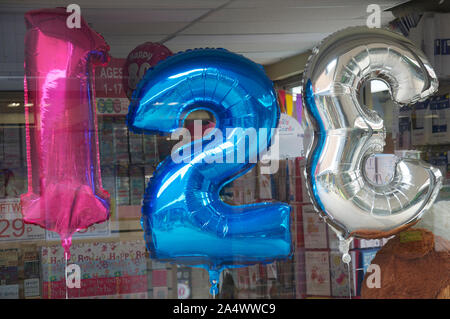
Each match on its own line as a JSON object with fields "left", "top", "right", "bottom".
{"left": 113, "top": 121, "right": 129, "bottom": 164}
{"left": 304, "top": 250, "right": 331, "bottom": 296}
{"left": 129, "top": 166, "right": 145, "bottom": 205}
{"left": 329, "top": 250, "right": 356, "bottom": 297}
{"left": 302, "top": 205, "right": 328, "bottom": 249}
{"left": 411, "top": 100, "right": 431, "bottom": 146}
{"left": 430, "top": 94, "right": 450, "bottom": 145}
{"left": 116, "top": 165, "right": 130, "bottom": 206}
{"left": 258, "top": 173, "right": 272, "bottom": 200}
{"left": 143, "top": 135, "right": 159, "bottom": 164}
{"left": 129, "top": 131, "right": 144, "bottom": 164}
{"left": 294, "top": 248, "right": 306, "bottom": 298}
{"left": 153, "top": 286, "right": 168, "bottom": 299}
{"left": 23, "top": 247, "right": 41, "bottom": 299}
{"left": 397, "top": 106, "right": 412, "bottom": 149}
{"left": 99, "top": 117, "right": 114, "bottom": 165}
{"left": 0, "top": 248, "right": 19, "bottom": 299}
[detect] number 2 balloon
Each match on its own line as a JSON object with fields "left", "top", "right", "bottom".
{"left": 127, "top": 48, "right": 292, "bottom": 295}
{"left": 302, "top": 27, "right": 442, "bottom": 247}
{"left": 21, "top": 8, "right": 110, "bottom": 258}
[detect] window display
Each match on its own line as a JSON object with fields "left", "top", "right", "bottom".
{"left": 0, "top": 0, "right": 448, "bottom": 304}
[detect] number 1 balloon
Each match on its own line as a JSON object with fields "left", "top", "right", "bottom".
{"left": 21, "top": 8, "right": 110, "bottom": 258}
{"left": 127, "top": 48, "right": 291, "bottom": 294}
{"left": 302, "top": 27, "right": 442, "bottom": 256}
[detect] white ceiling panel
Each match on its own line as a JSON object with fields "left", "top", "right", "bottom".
{"left": 227, "top": 0, "right": 406, "bottom": 9}
{"left": 83, "top": 8, "right": 209, "bottom": 23}
{"left": 166, "top": 33, "right": 330, "bottom": 45}
{"left": 201, "top": 6, "right": 388, "bottom": 23}
{"left": 182, "top": 18, "right": 368, "bottom": 35}
{"left": 0, "top": 0, "right": 229, "bottom": 10}
{"left": 83, "top": 8, "right": 209, "bottom": 36}
{"left": 165, "top": 33, "right": 328, "bottom": 52}
{"left": 0, "top": 0, "right": 407, "bottom": 86}
{"left": 237, "top": 50, "right": 303, "bottom": 64}
{"left": 104, "top": 35, "right": 170, "bottom": 57}
{"left": 92, "top": 22, "right": 187, "bottom": 36}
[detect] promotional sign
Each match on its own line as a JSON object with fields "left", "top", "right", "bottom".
{"left": 95, "top": 57, "right": 129, "bottom": 115}
{"left": 41, "top": 240, "right": 147, "bottom": 299}
{"left": 123, "top": 42, "right": 172, "bottom": 99}
{"left": 304, "top": 251, "right": 331, "bottom": 296}
{"left": 263, "top": 113, "right": 305, "bottom": 160}
{"left": 0, "top": 199, "right": 45, "bottom": 242}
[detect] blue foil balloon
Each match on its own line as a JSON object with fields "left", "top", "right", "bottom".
{"left": 127, "top": 48, "right": 291, "bottom": 295}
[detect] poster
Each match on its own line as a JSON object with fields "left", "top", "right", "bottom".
{"left": 0, "top": 248, "right": 19, "bottom": 299}
{"left": 304, "top": 251, "right": 331, "bottom": 296}
{"left": 0, "top": 199, "right": 45, "bottom": 242}
{"left": 41, "top": 240, "right": 147, "bottom": 298}
{"left": 262, "top": 113, "right": 305, "bottom": 160}
{"left": 302, "top": 205, "right": 328, "bottom": 249}
{"left": 23, "top": 247, "right": 41, "bottom": 298}
{"left": 95, "top": 57, "right": 129, "bottom": 116}
{"left": 329, "top": 251, "right": 355, "bottom": 297}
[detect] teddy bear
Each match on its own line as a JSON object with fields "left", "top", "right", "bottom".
{"left": 361, "top": 228, "right": 450, "bottom": 299}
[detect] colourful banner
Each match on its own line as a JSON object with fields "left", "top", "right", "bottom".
{"left": 41, "top": 240, "right": 147, "bottom": 299}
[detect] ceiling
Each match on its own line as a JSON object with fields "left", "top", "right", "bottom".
{"left": 1, "top": 0, "right": 407, "bottom": 65}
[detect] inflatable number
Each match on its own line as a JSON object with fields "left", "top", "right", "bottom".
{"left": 21, "top": 8, "right": 110, "bottom": 257}
{"left": 127, "top": 49, "right": 291, "bottom": 294}
{"left": 302, "top": 27, "right": 442, "bottom": 246}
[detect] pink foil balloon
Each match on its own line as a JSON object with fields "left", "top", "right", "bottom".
{"left": 21, "top": 8, "right": 110, "bottom": 258}
{"left": 123, "top": 42, "right": 172, "bottom": 99}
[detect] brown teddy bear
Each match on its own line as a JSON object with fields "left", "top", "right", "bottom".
{"left": 361, "top": 228, "right": 450, "bottom": 299}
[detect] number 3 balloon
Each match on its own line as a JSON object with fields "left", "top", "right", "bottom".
{"left": 127, "top": 48, "right": 291, "bottom": 294}
{"left": 302, "top": 27, "right": 443, "bottom": 246}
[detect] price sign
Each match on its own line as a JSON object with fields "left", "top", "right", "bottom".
{"left": 0, "top": 199, "right": 45, "bottom": 241}
{"left": 95, "top": 57, "right": 129, "bottom": 116}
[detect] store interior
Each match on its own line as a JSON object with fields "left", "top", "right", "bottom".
{"left": 0, "top": 0, "right": 449, "bottom": 299}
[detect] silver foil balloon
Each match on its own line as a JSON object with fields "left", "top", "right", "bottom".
{"left": 302, "top": 27, "right": 443, "bottom": 240}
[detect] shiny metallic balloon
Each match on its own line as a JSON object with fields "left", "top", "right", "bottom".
{"left": 21, "top": 8, "right": 111, "bottom": 258}
{"left": 127, "top": 48, "right": 291, "bottom": 294}
{"left": 302, "top": 27, "right": 443, "bottom": 239}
